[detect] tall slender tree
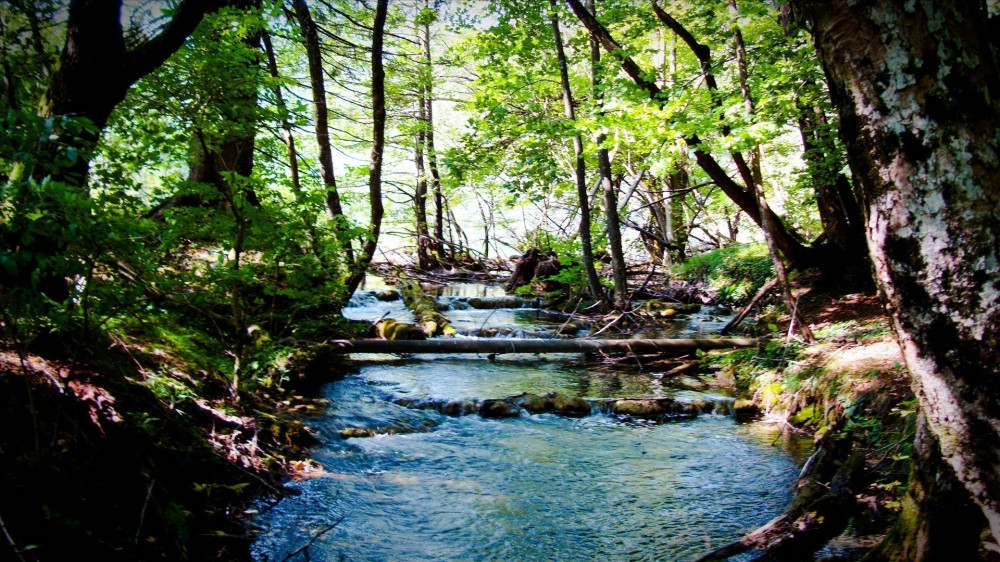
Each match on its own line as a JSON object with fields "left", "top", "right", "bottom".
{"left": 548, "top": 0, "right": 606, "bottom": 303}
{"left": 586, "top": 0, "right": 628, "bottom": 310}
{"left": 291, "top": 0, "right": 353, "bottom": 263}
{"left": 345, "top": 0, "right": 388, "bottom": 296}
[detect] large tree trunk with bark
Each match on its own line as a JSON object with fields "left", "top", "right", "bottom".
{"left": 4, "top": 0, "right": 216, "bottom": 301}
{"left": 865, "top": 413, "right": 983, "bottom": 561}
{"left": 28, "top": 0, "right": 217, "bottom": 183}
{"left": 793, "top": 0, "right": 1000, "bottom": 551}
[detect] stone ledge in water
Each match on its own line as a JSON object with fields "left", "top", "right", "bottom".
{"left": 478, "top": 399, "right": 519, "bottom": 418}
{"left": 391, "top": 397, "right": 478, "bottom": 417}
{"left": 600, "top": 397, "right": 731, "bottom": 420}
{"left": 338, "top": 418, "right": 439, "bottom": 439}
{"left": 511, "top": 392, "right": 592, "bottom": 417}
{"left": 389, "top": 393, "right": 733, "bottom": 423}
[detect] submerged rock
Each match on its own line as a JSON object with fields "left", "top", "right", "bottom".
{"left": 732, "top": 398, "right": 761, "bottom": 420}
{"left": 376, "top": 289, "right": 401, "bottom": 301}
{"left": 478, "top": 399, "right": 519, "bottom": 418}
{"left": 605, "top": 398, "right": 699, "bottom": 419}
{"left": 512, "top": 392, "right": 592, "bottom": 417}
{"left": 338, "top": 419, "right": 437, "bottom": 439}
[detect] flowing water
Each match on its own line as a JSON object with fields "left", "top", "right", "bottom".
{"left": 252, "top": 279, "right": 810, "bottom": 561}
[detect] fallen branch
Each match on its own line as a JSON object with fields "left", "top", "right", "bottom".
{"left": 721, "top": 277, "right": 779, "bottom": 334}
{"left": 282, "top": 515, "right": 346, "bottom": 562}
{"left": 0, "top": 513, "right": 26, "bottom": 562}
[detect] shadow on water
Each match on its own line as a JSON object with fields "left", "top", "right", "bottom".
{"left": 252, "top": 281, "right": 810, "bottom": 561}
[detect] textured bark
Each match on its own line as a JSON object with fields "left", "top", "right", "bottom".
{"left": 564, "top": 0, "right": 817, "bottom": 267}
{"left": 795, "top": 0, "right": 1000, "bottom": 546}
{"left": 549, "top": 0, "right": 606, "bottom": 303}
{"left": 587, "top": 0, "right": 628, "bottom": 311}
{"left": 345, "top": 0, "right": 387, "bottom": 297}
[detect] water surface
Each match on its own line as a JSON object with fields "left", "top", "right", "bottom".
{"left": 252, "top": 282, "right": 808, "bottom": 561}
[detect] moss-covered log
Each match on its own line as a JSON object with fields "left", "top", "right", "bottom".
{"left": 396, "top": 277, "right": 456, "bottom": 337}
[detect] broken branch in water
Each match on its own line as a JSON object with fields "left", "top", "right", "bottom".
{"left": 281, "top": 515, "right": 346, "bottom": 562}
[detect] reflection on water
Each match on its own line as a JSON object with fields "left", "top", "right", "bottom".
{"left": 252, "top": 282, "right": 808, "bottom": 561}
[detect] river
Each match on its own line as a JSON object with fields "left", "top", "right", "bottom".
{"left": 251, "top": 279, "right": 810, "bottom": 561}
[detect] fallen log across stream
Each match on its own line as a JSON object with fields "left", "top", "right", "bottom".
{"left": 323, "top": 337, "right": 757, "bottom": 354}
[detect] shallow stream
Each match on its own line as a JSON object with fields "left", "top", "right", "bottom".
{"left": 252, "top": 279, "right": 810, "bottom": 561}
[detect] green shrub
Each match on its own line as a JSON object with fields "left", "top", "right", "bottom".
{"left": 674, "top": 243, "right": 773, "bottom": 304}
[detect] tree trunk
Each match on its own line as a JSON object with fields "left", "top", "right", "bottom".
{"left": 549, "top": 0, "right": 606, "bottom": 304}
{"left": 587, "top": 0, "right": 628, "bottom": 311}
{"left": 422, "top": 4, "right": 446, "bottom": 263}
{"left": 261, "top": 31, "right": 326, "bottom": 265}
{"left": 29, "top": 0, "right": 217, "bottom": 183}
{"left": 344, "top": 0, "right": 387, "bottom": 297}
{"left": 667, "top": 170, "right": 689, "bottom": 263}
{"left": 414, "top": 37, "right": 435, "bottom": 270}
{"left": 730, "top": 0, "right": 812, "bottom": 342}
{"left": 6, "top": 0, "right": 217, "bottom": 301}
{"left": 291, "top": 0, "right": 353, "bottom": 263}
{"left": 794, "top": 0, "right": 1000, "bottom": 547}
{"left": 795, "top": 88, "right": 867, "bottom": 263}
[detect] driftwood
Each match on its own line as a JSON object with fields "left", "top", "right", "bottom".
{"left": 323, "top": 337, "right": 756, "bottom": 355}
